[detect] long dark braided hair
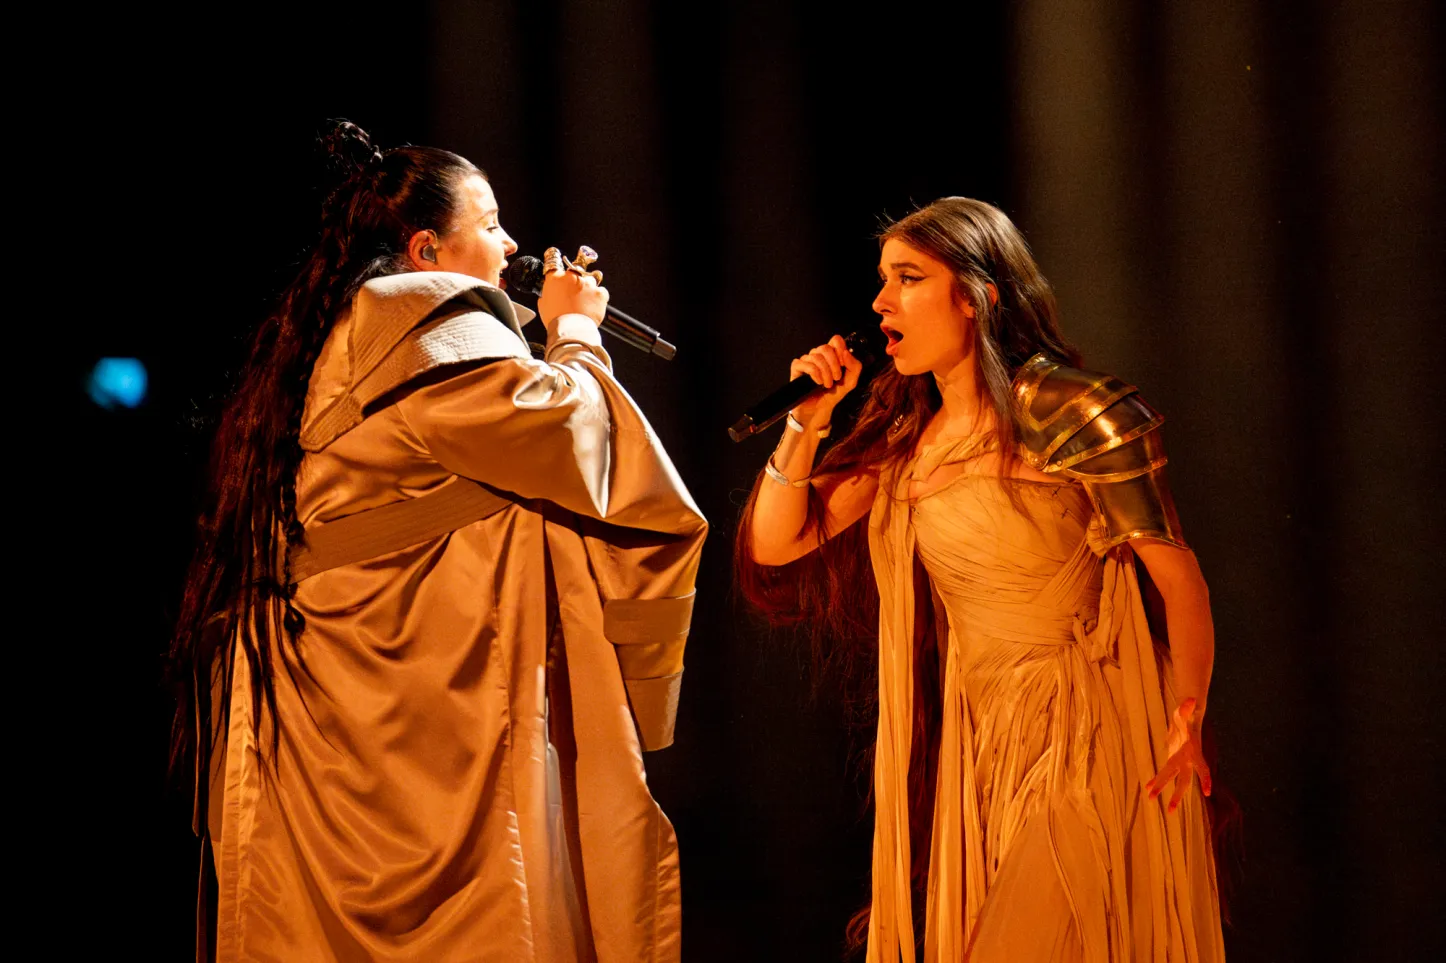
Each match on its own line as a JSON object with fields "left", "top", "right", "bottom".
{"left": 167, "top": 121, "right": 482, "bottom": 791}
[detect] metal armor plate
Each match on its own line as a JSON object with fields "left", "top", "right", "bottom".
{"left": 1012, "top": 354, "right": 1187, "bottom": 550}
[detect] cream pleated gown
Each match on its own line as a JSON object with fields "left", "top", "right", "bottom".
{"left": 865, "top": 437, "right": 1224, "bottom": 963}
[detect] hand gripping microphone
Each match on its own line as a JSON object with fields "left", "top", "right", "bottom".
{"left": 502, "top": 255, "right": 677, "bottom": 360}
{"left": 727, "top": 331, "right": 880, "bottom": 442}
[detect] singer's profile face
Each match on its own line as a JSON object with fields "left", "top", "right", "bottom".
{"left": 432, "top": 174, "right": 518, "bottom": 287}
{"left": 872, "top": 238, "right": 976, "bottom": 377}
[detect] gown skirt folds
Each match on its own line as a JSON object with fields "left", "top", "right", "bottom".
{"left": 864, "top": 438, "right": 1224, "bottom": 963}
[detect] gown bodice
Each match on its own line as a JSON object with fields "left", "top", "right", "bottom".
{"left": 896, "top": 437, "right": 1106, "bottom": 667}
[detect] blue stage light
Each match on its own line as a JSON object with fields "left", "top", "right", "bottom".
{"left": 88, "top": 357, "right": 149, "bottom": 409}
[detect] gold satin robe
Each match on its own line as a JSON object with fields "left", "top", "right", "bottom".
{"left": 865, "top": 437, "right": 1224, "bottom": 963}
{"left": 206, "top": 273, "right": 707, "bottom": 963}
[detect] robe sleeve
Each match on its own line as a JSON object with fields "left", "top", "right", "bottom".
{"left": 397, "top": 314, "right": 707, "bottom": 749}
{"left": 395, "top": 315, "right": 701, "bottom": 534}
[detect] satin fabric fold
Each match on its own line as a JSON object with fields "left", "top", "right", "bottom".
{"left": 207, "top": 276, "right": 705, "bottom": 963}
{"left": 865, "top": 438, "right": 1222, "bottom": 963}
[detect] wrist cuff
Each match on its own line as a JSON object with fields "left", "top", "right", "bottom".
{"left": 546, "top": 313, "right": 604, "bottom": 349}
{"left": 787, "top": 411, "right": 831, "bottom": 438}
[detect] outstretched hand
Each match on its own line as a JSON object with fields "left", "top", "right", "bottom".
{"left": 1145, "top": 697, "right": 1212, "bottom": 814}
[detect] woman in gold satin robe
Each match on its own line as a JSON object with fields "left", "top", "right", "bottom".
{"left": 738, "top": 197, "right": 1224, "bottom": 962}
{"left": 169, "top": 121, "right": 705, "bottom": 962}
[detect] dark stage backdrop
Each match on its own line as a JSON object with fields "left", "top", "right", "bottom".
{"left": 57, "top": 2, "right": 1440, "bottom": 961}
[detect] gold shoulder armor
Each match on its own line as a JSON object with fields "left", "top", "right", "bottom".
{"left": 1012, "top": 354, "right": 1188, "bottom": 551}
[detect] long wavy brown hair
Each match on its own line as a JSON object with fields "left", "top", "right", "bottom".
{"left": 737, "top": 195, "right": 1080, "bottom": 684}
{"left": 734, "top": 197, "right": 1081, "bottom": 951}
{"left": 166, "top": 121, "right": 481, "bottom": 800}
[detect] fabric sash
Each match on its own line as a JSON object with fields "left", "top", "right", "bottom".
{"left": 287, "top": 478, "right": 518, "bottom": 583}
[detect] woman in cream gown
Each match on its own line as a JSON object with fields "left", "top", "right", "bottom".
{"left": 739, "top": 198, "right": 1224, "bottom": 962}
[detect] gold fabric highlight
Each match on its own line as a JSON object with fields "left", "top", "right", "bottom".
{"left": 865, "top": 437, "right": 1223, "bottom": 963}
{"left": 207, "top": 274, "right": 706, "bottom": 963}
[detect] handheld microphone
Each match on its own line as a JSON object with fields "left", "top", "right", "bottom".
{"left": 502, "top": 255, "right": 677, "bottom": 360}
{"left": 727, "top": 331, "right": 880, "bottom": 442}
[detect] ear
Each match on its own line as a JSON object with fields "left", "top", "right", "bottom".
{"left": 407, "top": 230, "right": 440, "bottom": 271}
{"left": 953, "top": 282, "right": 981, "bottom": 318}
{"left": 985, "top": 282, "right": 999, "bottom": 306}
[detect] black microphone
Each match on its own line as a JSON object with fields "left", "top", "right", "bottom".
{"left": 502, "top": 255, "right": 677, "bottom": 360}
{"left": 727, "top": 331, "right": 880, "bottom": 442}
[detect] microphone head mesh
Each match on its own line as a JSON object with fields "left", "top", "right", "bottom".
{"left": 502, "top": 255, "right": 545, "bottom": 296}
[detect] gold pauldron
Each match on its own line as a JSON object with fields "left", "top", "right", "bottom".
{"left": 1013, "top": 353, "right": 1187, "bottom": 550}
{"left": 1073, "top": 431, "right": 1187, "bottom": 550}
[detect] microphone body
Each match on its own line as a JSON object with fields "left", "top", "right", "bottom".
{"left": 502, "top": 255, "right": 676, "bottom": 360}
{"left": 727, "top": 331, "right": 879, "bottom": 442}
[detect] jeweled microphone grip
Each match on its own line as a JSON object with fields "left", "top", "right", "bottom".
{"left": 727, "top": 330, "right": 879, "bottom": 442}
{"left": 502, "top": 255, "right": 677, "bottom": 360}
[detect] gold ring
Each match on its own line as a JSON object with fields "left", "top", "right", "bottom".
{"left": 573, "top": 245, "right": 599, "bottom": 271}
{"left": 542, "top": 246, "right": 564, "bottom": 273}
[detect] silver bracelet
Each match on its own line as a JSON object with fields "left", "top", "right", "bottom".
{"left": 764, "top": 455, "right": 811, "bottom": 488}
{"left": 786, "top": 412, "right": 831, "bottom": 438}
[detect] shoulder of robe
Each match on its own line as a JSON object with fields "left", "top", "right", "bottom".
{"left": 300, "top": 271, "right": 538, "bottom": 453}
{"left": 1012, "top": 352, "right": 1187, "bottom": 550}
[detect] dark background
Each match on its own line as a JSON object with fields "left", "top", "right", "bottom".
{"left": 56, "top": 1, "right": 1440, "bottom": 960}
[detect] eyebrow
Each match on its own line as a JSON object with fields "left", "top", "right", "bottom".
{"left": 879, "top": 261, "right": 927, "bottom": 276}
{"left": 477, "top": 208, "right": 499, "bottom": 220}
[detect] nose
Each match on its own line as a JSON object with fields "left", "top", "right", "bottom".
{"left": 872, "top": 284, "right": 896, "bottom": 316}
{"left": 502, "top": 231, "right": 518, "bottom": 256}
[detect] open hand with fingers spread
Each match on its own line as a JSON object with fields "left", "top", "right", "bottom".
{"left": 789, "top": 334, "right": 864, "bottom": 430}
{"left": 1145, "top": 697, "right": 1213, "bottom": 814}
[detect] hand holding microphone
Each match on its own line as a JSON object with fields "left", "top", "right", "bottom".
{"left": 788, "top": 335, "right": 865, "bottom": 430}
{"left": 504, "top": 248, "right": 677, "bottom": 360}
{"left": 536, "top": 246, "right": 609, "bottom": 334}
{"left": 727, "top": 330, "right": 879, "bottom": 441}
